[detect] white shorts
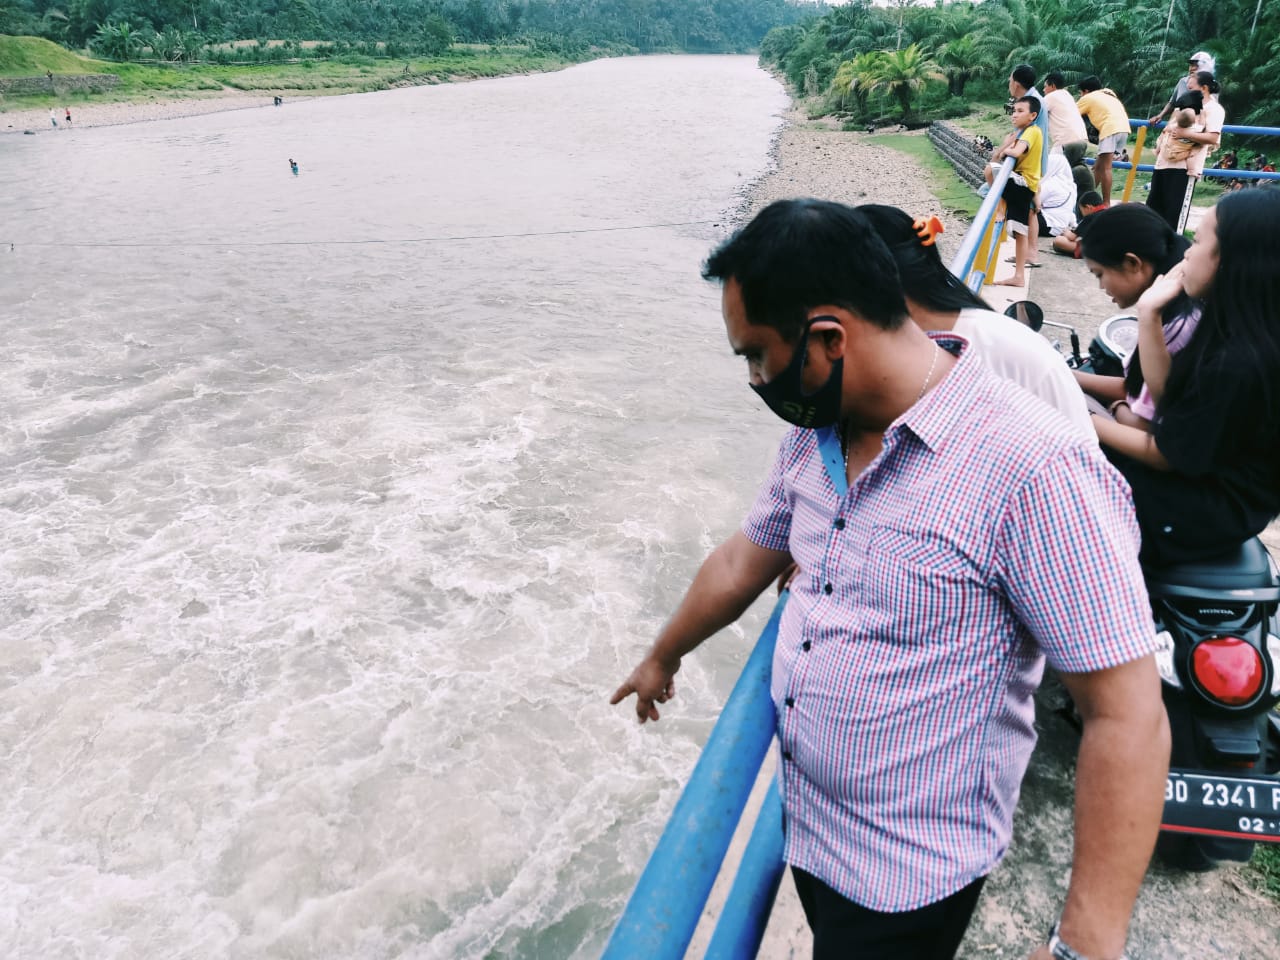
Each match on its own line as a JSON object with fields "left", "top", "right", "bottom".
{"left": 1097, "top": 132, "right": 1127, "bottom": 155}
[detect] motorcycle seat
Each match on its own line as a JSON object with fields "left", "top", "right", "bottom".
{"left": 1145, "top": 537, "right": 1277, "bottom": 590}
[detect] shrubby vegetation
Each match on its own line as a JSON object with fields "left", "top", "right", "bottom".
{"left": 760, "top": 0, "right": 1280, "bottom": 127}
{"left": 0, "top": 0, "right": 816, "bottom": 64}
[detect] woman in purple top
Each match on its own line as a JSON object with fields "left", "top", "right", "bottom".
{"left": 1073, "top": 204, "right": 1199, "bottom": 430}
{"left": 1093, "top": 192, "right": 1280, "bottom": 564}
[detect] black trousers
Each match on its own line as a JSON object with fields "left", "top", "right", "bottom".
{"left": 1147, "top": 168, "right": 1192, "bottom": 231}
{"left": 792, "top": 868, "right": 987, "bottom": 960}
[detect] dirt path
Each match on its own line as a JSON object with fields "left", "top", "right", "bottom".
{"left": 726, "top": 110, "right": 1280, "bottom": 959}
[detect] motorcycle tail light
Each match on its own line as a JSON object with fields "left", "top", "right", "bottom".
{"left": 1191, "top": 637, "right": 1265, "bottom": 706}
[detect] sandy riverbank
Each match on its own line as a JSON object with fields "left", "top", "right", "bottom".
{"left": 1, "top": 91, "right": 319, "bottom": 133}
{"left": 739, "top": 109, "right": 971, "bottom": 239}
{"left": 709, "top": 107, "right": 1279, "bottom": 959}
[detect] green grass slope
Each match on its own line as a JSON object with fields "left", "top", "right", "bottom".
{"left": 0, "top": 35, "right": 109, "bottom": 77}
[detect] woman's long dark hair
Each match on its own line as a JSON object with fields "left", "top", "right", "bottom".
{"left": 1164, "top": 191, "right": 1280, "bottom": 423}
{"left": 1078, "top": 203, "right": 1193, "bottom": 398}
{"left": 855, "top": 204, "right": 992, "bottom": 313}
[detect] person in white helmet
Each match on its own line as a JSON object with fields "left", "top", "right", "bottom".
{"left": 1149, "top": 50, "right": 1216, "bottom": 126}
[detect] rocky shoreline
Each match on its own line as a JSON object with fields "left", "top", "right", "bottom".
{"left": 738, "top": 108, "right": 971, "bottom": 243}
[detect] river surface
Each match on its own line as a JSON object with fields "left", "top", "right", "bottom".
{"left": 0, "top": 56, "right": 790, "bottom": 958}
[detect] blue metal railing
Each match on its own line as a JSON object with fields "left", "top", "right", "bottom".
{"left": 948, "top": 156, "right": 1014, "bottom": 290}
{"left": 602, "top": 596, "right": 787, "bottom": 959}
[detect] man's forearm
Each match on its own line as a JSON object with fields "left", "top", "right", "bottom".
{"left": 651, "top": 532, "right": 787, "bottom": 665}
{"left": 1059, "top": 708, "right": 1170, "bottom": 958}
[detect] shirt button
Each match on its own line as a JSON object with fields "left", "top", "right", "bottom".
{"left": 783, "top": 751, "right": 793, "bottom": 761}
{"left": 823, "top": 583, "right": 833, "bottom": 594}
{"left": 802, "top": 641, "right": 811, "bottom": 652}
{"left": 834, "top": 518, "right": 845, "bottom": 530}
{"left": 785, "top": 697, "right": 795, "bottom": 708}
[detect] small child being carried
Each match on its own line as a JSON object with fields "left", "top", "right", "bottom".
{"left": 1156, "top": 90, "right": 1204, "bottom": 165}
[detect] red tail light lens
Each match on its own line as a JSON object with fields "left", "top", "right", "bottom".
{"left": 1191, "top": 637, "right": 1265, "bottom": 706}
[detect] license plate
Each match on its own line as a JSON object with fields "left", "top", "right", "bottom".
{"left": 1163, "top": 769, "right": 1280, "bottom": 842}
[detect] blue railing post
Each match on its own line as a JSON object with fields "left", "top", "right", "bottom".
{"left": 948, "top": 156, "right": 1014, "bottom": 286}
{"left": 703, "top": 779, "right": 786, "bottom": 960}
{"left": 602, "top": 595, "right": 787, "bottom": 960}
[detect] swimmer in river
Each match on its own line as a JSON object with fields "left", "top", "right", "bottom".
{"left": 289, "top": 158, "right": 299, "bottom": 175}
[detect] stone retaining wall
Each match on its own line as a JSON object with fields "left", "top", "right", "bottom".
{"left": 928, "top": 120, "right": 990, "bottom": 188}
{"left": 0, "top": 74, "right": 121, "bottom": 96}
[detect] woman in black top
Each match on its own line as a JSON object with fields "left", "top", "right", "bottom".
{"left": 1092, "top": 191, "right": 1280, "bottom": 565}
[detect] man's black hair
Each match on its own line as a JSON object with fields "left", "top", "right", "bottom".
{"left": 703, "top": 199, "right": 908, "bottom": 341}
{"left": 1014, "top": 95, "right": 1040, "bottom": 118}
{"left": 1011, "top": 63, "right": 1036, "bottom": 89}
{"left": 1078, "top": 75, "right": 1103, "bottom": 93}
{"left": 1079, "top": 190, "right": 1104, "bottom": 207}
{"left": 1044, "top": 70, "right": 1066, "bottom": 89}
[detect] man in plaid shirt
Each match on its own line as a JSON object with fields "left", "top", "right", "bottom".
{"left": 612, "top": 200, "right": 1169, "bottom": 960}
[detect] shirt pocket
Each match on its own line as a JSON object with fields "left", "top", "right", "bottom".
{"left": 859, "top": 526, "right": 986, "bottom": 639}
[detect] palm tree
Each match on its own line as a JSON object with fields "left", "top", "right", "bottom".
{"left": 830, "top": 51, "right": 883, "bottom": 114}
{"left": 148, "top": 26, "right": 184, "bottom": 61}
{"left": 936, "top": 35, "right": 987, "bottom": 97}
{"left": 869, "top": 43, "right": 943, "bottom": 118}
{"left": 93, "top": 21, "right": 145, "bottom": 61}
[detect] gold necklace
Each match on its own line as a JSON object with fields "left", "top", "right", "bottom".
{"left": 916, "top": 343, "right": 940, "bottom": 404}
{"left": 841, "top": 345, "right": 941, "bottom": 462}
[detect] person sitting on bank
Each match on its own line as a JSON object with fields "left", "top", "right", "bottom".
{"left": 1051, "top": 190, "right": 1107, "bottom": 257}
{"left": 985, "top": 96, "right": 1045, "bottom": 287}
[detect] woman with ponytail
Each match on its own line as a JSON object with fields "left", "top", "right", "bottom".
{"left": 1093, "top": 190, "right": 1280, "bottom": 564}
{"left": 856, "top": 203, "right": 1091, "bottom": 434}
{"left": 1075, "top": 203, "right": 1199, "bottom": 430}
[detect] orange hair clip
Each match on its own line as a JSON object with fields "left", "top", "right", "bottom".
{"left": 913, "top": 215, "right": 945, "bottom": 247}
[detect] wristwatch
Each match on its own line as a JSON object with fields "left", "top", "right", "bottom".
{"left": 1048, "top": 923, "right": 1130, "bottom": 960}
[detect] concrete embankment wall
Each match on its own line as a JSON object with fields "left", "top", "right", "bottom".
{"left": 0, "top": 74, "right": 121, "bottom": 95}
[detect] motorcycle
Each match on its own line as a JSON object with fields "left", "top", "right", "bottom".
{"left": 1006, "top": 299, "right": 1280, "bottom": 869}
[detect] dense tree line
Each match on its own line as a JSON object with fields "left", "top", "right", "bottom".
{"left": 0, "top": 0, "right": 817, "bottom": 59}
{"left": 760, "top": 0, "right": 1280, "bottom": 126}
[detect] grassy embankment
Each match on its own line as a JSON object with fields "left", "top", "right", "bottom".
{"left": 0, "top": 35, "right": 585, "bottom": 109}
{"left": 870, "top": 130, "right": 982, "bottom": 219}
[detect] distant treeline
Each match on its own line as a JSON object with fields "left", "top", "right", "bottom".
{"left": 0, "top": 0, "right": 820, "bottom": 59}
{"left": 759, "top": 0, "right": 1280, "bottom": 126}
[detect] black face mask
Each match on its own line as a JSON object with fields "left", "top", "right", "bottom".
{"left": 750, "top": 318, "right": 844, "bottom": 429}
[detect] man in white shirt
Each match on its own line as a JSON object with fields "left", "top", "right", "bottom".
{"left": 1043, "top": 71, "right": 1088, "bottom": 157}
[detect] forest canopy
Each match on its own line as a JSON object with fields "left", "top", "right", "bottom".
{"left": 758, "top": 0, "right": 1280, "bottom": 126}
{"left": 0, "top": 0, "right": 819, "bottom": 56}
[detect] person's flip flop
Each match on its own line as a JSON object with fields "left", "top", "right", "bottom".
{"left": 1004, "top": 257, "right": 1042, "bottom": 267}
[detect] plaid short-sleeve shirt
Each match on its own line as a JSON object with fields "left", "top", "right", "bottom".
{"left": 742, "top": 336, "right": 1155, "bottom": 912}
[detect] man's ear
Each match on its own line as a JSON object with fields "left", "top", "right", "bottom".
{"left": 807, "top": 314, "right": 848, "bottom": 360}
